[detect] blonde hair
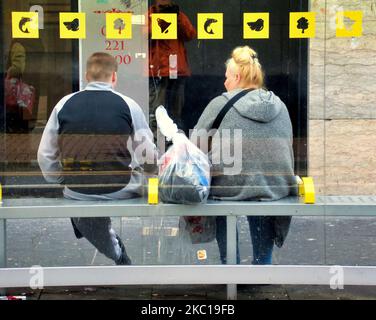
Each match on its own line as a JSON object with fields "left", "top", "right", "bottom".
{"left": 86, "top": 52, "right": 118, "bottom": 82}
{"left": 226, "top": 46, "right": 264, "bottom": 89}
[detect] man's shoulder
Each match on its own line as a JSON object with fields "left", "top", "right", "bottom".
{"left": 110, "top": 90, "right": 142, "bottom": 110}
{"left": 55, "top": 91, "right": 82, "bottom": 112}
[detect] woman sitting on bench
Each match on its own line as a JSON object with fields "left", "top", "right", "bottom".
{"left": 191, "top": 46, "right": 297, "bottom": 265}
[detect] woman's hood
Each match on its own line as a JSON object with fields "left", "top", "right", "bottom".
{"left": 223, "top": 89, "right": 284, "bottom": 123}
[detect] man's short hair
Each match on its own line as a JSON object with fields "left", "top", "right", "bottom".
{"left": 86, "top": 52, "right": 118, "bottom": 81}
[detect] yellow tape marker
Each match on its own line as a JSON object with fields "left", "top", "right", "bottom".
{"left": 197, "top": 250, "right": 207, "bottom": 260}
{"left": 297, "top": 176, "right": 305, "bottom": 196}
{"left": 302, "top": 177, "right": 315, "bottom": 204}
{"left": 62, "top": 158, "right": 74, "bottom": 171}
{"left": 80, "top": 160, "right": 92, "bottom": 171}
{"left": 148, "top": 178, "right": 159, "bottom": 205}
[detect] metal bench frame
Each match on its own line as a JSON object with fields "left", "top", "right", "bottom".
{"left": 1, "top": 196, "right": 376, "bottom": 299}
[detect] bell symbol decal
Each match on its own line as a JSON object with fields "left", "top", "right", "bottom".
{"left": 157, "top": 18, "right": 171, "bottom": 34}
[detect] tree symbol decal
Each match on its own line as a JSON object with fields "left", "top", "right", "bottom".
{"left": 114, "top": 18, "right": 126, "bottom": 35}
{"left": 297, "top": 17, "right": 309, "bottom": 33}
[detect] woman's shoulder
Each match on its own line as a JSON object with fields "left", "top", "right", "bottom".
{"left": 193, "top": 94, "right": 228, "bottom": 131}
{"left": 208, "top": 93, "right": 228, "bottom": 106}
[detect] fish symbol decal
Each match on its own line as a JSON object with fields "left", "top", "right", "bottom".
{"left": 64, "top": 18, "right": 80, "bottom": 32}
{"left": 18, "top": 17, "right": 33, "bottom": 33}
{"left": 204, "top": 18, "right": 217, "bottom": 34}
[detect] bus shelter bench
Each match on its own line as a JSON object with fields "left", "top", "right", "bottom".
{"left": 1, "top": 195, "right": 376, "bottom": 299}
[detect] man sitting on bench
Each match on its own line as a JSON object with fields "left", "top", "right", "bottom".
{"left": 37, "top": 52, "right": 157, "bottom": 265}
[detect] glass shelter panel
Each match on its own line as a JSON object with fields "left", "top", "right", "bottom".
{"left": 0, "top": 0, "right": 376, "bottom": 272}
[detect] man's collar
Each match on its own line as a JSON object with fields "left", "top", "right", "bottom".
{"left": 85, "top": 82, "right": 113, "bottom": 91}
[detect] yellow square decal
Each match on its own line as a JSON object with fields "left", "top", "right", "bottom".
{"left": 197, "top": 13, "right": 223, "bottom": 39}
{"left": 336, "top": 11, "right": 363, "bottom": 37}
{"left": 151, "top": 14, "right": 177, "bottom": 40}
{"left": 60, "top": 13, "right": 86, "bottom": 39}
{"left": 12, "top": 12, "right": 39, "bottom": 38}
{"left": 106, "top": 13, "right": 132, "bottom": 39}
{"left": 290, "top": 12, "right": 316, "bottom": 38}
{"left": 244, "top": 13, "right": 269, "bottom": 39}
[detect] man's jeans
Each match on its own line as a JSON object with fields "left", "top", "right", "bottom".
{"left": 71, "top": 217, "right": 122, "bottom": 263}
{"left": 216, "top": 216, "right": 275, "bottom": 265}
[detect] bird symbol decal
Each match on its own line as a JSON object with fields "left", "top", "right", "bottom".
{"left": 18, "top": 17, "right": 33, "bottom": 33}
{"left": 247, "top": 19, "right": 264, "bottom": 32}
{"left": 204, "top": 18, "right": 218, "bottom": 34}
{"left": 64, "top": 18, "right": 80, "bottom": 32}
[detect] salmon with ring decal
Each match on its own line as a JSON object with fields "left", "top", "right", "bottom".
{"left": 204, "top": 18, "right": 217, "bottom": 34}
{"left": 19, "top": 17, "right": 32, "bottom": 33}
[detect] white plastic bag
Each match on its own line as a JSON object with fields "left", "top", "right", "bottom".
{"left": 156, "top": 106, "right": 211, "bottom": 204}
{"left": 156, "top": 106, "right": 215, "bottom": 243}
{"left": 159, "top": 132, "right": 210, "bottom": 204}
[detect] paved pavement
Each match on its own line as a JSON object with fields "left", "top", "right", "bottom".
{"left": 3, "top": 215, "right": 376, "bottom": 300}
{"left": 5, "top": 284, "right": 376, "bottom": 300}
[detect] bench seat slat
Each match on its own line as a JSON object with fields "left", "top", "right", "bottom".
{"left": 1, "top": 196, "right": 376, "bottom": 219}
